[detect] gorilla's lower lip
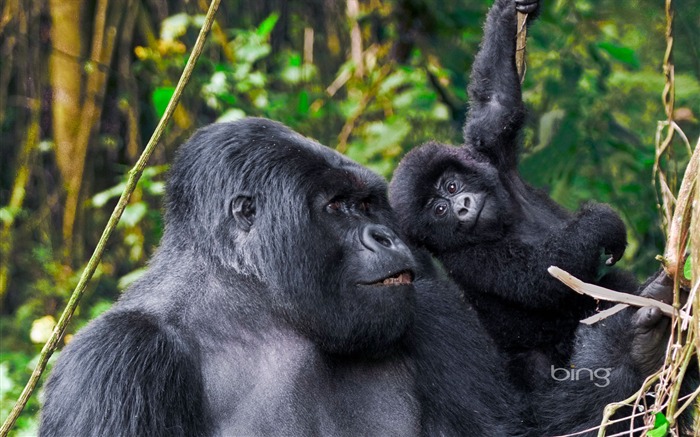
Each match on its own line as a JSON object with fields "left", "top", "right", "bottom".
{"left": 366, "top": 270, "right": 414, "bottom": 286}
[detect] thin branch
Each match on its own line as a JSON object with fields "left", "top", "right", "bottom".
{"left": 0, "top": 0, "right": 221, "bottom": 433}
{"left": 663, "top": 135, "right": 700, "bottom": 278}
{"left": 515, "top": 11, "right": 528, "bottom": 83}
{"left": 548, "top": 266, "right": 681, "bottom": 318}
{"left": 579, "top": 303, "right": 627, "bottom": 325}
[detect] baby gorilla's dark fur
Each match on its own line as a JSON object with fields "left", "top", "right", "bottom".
{"left": 389, "top": 0, "right": 637, "bottom": 386}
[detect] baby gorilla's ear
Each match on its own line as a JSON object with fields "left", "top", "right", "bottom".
{"left": 231, "top": 195, "right": 256, "bottom": 232}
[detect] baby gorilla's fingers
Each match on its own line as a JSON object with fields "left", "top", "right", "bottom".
{"left": 630, "top": 306, "right": 670, "bottom": 375}
{"left": 515, "top": 0, "right": 538, "bottom": 14}
{"left": 639, "top": 270, "right": 673, "bottom": 303}
{"left": 604, "top": 244, "right": 626, "bottom": 266}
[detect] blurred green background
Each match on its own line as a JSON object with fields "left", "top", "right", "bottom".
{"left": 1, "top": 0, "right": 699, "bottom": 432}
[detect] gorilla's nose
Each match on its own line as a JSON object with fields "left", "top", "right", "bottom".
{"left": 361, "top": 224, "right": 406, "bottom": 253}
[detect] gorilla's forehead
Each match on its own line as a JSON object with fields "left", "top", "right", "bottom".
{"left": 171, "top": 118, "right": 389, "bottom": 207}
{"left": 221, "top": 118, "right": 387, "bottom": 193}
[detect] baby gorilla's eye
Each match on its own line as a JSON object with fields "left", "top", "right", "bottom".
{"left": 447, "top": 182, "right": 457, "bottom": 194}
{"left": 359, "top": 200, "right": 370, "bottom": 212}
{"left": 434, "top": 203, "right": 448, "bottom": 217}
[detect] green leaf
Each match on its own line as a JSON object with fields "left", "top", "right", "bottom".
{"left": 118, "top": 268, "right": 148, "bottom": 290}
{"left": 256, "top": 14, "right": 279, "bottom": 38}
{"left": 119, "top": 202, "right": 148, "bottom": 228}
{"left": 297, "top": 91, "right": 309, "bottom": 115}
{"left": 152, "top": 86, "right": 176, "bottom": 118}
{"left": 217, "top": 108, "right": 246, "bottom": 123}
{"left": 0, "top": 363, "right": 14, "bottom": 398}
{"left": 647, "top": 412, "right": 669, "bottom": 437}
{"left": 684, "top": 256, "right": 692, "bottom": 281}
{"left": 92, "top": 182, "right": 126, "bottom": 208}
{"left": 237, "top": 39, "right": 271, "bottom": 64}
{"left": 597, "top": 42, "right": 640, "bottom": 69}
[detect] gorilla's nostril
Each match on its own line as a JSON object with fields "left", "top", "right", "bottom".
{"left": 463, "top": 196, "right": 471, "bottom": 209}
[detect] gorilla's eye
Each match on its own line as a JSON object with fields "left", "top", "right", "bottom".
{"left": 447, "top": 182, "right": 457, "bottom": 194}
{"left": 327, "top": 200, "right": 342, "bottom": 213}
{"left": 434, "top": 203, "right": 448, "bottom": 217}
{"left": 359, "top": 200, "right": 370, "bottom": 212}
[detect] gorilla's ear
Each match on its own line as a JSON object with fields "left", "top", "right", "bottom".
{"left": 231, "top": 195, "right": 256, "bottom": 232}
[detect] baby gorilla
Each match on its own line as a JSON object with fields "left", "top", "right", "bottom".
{"left": 389, "top": 0, "right": 636, "bottom": 387}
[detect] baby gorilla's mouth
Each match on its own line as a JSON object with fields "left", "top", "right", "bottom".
{"left": 374, "top": 270, "right": 414, "bottom": 286}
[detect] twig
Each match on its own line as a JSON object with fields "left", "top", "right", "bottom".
{"left": 579, "top": 303, "right": 628, "bottom": 325}
{"left": 662, "top": 135, "right": 700, "bottom": 279}
{"left": 547, "top": 266, "right": 683, "bottom": 319}
{"left": 515, "top": 11, "right": 528, "bottom": 83}
{"left": 0, "top": 0, "right": 221, "bottom": 434}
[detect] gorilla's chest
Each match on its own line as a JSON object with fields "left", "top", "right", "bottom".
{"left": 202, "top": 335, "right": 420, "bottom": 436}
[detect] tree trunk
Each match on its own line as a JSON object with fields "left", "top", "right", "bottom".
{"left": 48, "top": 0, "right": 83, "bottom": 252}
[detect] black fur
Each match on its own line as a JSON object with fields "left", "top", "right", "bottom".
{"left": 389, "top": 0, "right": 636, "bottom": 386}
{"left": 40, "top": 118, "right": 522, "bottom": 436}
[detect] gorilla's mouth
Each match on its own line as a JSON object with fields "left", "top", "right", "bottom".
{"left": 370, "top": 270, "right": 414, "bottom": 286}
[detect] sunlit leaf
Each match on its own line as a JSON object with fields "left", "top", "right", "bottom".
{"left": 92, "top": 183, "right": 126, "bottom": 208}
{"left": 118, "top": 268, "right": 148, "bottom": 290}
{"left": 30, "top": 315, "right": 56, "bottom": 344}
{"left": 0, "top": 363, "right": 14, "bottom": 398}
{"left": 160, "top": 13, "right": 191, "bottom": 41}
{"left": 237, "top": 38, "right": 271, "bottom": 64}
{"left": 119, "top": 202, "right": 148, "bottom": 228}
{"left": 217, "top": 108, "right": 247, "bottom": 122}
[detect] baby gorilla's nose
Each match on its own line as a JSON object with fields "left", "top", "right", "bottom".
{"left": 454, "top": 194, "right": 473, "bottom": 220}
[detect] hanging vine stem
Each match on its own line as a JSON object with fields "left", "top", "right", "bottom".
{"left": 653, "top": 0, "right": 676, "bottom": 236}
{"left": 0, "top": 0, "right": 221, "bottom": 434}
{"left": 649, "top": 0, "right": 700, "bottom": 432}
{"left": 515, "top": 11, "right": 528, "bottom": 83}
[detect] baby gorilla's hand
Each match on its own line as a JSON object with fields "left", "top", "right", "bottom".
{"left": 515, "top": 0, "right": 539, "bottom": 14}
{"left": 581, "top": 203, "right": 627, "bottom": 266}
{"left": 630, "top": 272, "right": 673, "bottom": 375}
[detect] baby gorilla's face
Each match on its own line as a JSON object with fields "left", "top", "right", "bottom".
{"left": 420, "top": 167, "right": 510, "bottom": 252}
{"left": 430, "top": 171, "right": 487, "bottom": 229}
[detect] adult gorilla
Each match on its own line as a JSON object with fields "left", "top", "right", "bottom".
{"left": 39, "top": 118, "right": 671, "bottom": 436}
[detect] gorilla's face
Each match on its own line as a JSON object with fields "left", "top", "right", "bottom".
{"left": 167, "top": 119, "right": 417, "bottom": 357}
{"left": 285, "top": 162, "right": 417, "bottom": 356}
{"left": 389, "top": 143, "right": 513, "bottom": 253}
